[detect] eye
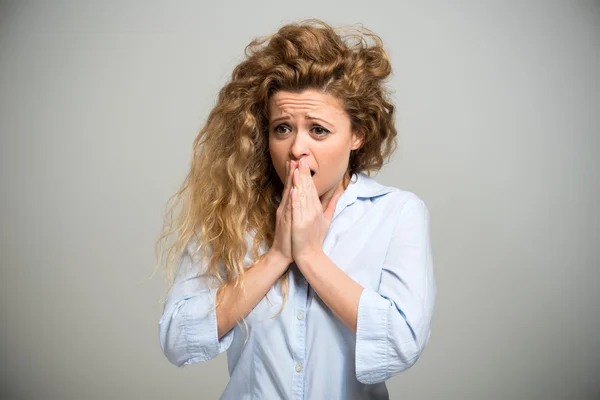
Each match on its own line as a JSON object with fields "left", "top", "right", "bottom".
{"left": 273, "top": 124, "right": 291, "bottom": 136}
{"left": 311, "top": 126, "right": 330, "bottom": 137}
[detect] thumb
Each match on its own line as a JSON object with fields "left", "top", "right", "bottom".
{"left": 323, "top": 193, "right": 341, "bottom": 223}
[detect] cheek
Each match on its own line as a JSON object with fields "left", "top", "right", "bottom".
{"left": 269, "top": 142, "right": 285, "bottom": 162}
{"left": 269, "top": 140, "right": 287, "bottom": 180}
{"left": 319, "top": 145, "right": 351, "bottom": 170}
{"left": 314, "top": 147, "right": 351, "bottom": 190}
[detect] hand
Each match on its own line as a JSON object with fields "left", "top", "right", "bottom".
{"left": 290, "top": 159, "right": 341, "bottom": 263}
{"left": 270, "top": 160, "right": 296, "bottom": 266}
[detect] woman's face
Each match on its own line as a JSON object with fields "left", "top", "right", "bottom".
{"left": 268, "top": 89, "right": 362, "bottom": 203}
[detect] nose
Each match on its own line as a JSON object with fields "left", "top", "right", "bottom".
{"left": 289, "top": 130, "right": 310, "bottom": 160}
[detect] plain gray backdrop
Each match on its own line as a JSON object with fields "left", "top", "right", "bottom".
{"left": 1, "top": 1, "right": 598, "bottom": 399}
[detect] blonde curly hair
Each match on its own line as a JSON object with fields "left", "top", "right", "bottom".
{"left": 156, "top": 19, "right": 397, "bottom": 316}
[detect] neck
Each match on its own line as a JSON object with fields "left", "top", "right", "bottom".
{"left": 319, "top": 172, "right": 351, "bottom": 211}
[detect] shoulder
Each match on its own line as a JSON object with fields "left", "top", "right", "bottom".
{"left": 354, "top": 172, "right": 427, "bottom": 212}
{"left": 369, "top": 182, "right": 431, "bottom": 240}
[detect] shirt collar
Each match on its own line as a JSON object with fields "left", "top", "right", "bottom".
{"left": 333, "top": 172, "right": 395, "bottom": 220}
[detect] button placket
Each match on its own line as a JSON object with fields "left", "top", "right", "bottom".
{"left": 292, "top": 267, "right": 308, "bottom": 399}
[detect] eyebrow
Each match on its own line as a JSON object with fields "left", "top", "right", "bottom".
{"left": 270, "top": 115, "right": 332, "bottom": 127}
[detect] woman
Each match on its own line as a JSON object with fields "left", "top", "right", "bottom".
{"left": 157, "top": 19, "right": 436, "bottom": 400}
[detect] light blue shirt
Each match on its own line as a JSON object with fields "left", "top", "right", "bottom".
{"left": 159, "top": 172, "right": 437, "bottom": 399}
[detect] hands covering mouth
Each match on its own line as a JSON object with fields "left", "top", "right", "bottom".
{"left": 271, "top": 159, "right": 339, "bottom": 266}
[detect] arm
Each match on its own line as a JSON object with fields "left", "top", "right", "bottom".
{"left": 290, "top": 159, "right": 363, "bottom": 332}
{"left": 354, "top": 196, "right": 437, "bottom": 384}
{"left": 161, "top": 159, "right": 297, "bottom": 367}
{"left": 158, "top": 242, "right": 290, "bottom": 367}
{"left": 296, "top": 195, "right": 436, "bottom": 384}
{"left": 294, "top": 252, "right": 363, "bottom": 333}
{"left": 215, "top": 249, "right": 290, "bottom": 338}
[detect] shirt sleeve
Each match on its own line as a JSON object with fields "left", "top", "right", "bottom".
{"left": 355, "top": 194, "right": 437, "bottom": 384}
{"left": 158, "top": 239, "right": 234, "bottom": 367}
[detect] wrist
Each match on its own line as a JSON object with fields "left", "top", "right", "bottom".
{"left": 295, "top": 249, "right": 325, "bottom": 269}
{"left": 266, "top": 249, "right": 293, "bottom": 270}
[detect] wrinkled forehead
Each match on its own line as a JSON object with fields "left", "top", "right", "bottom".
{"left": 268, "top": 90, "right": 346, "bottom": 120}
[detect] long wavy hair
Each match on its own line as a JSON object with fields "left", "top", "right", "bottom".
{"left": 156, "top": 19, "right": 397, "bottom": 317}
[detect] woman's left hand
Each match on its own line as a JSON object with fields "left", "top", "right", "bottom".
{"left": 290, "top": 159, "right": 341, "bottom": 263}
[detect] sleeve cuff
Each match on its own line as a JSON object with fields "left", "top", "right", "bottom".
{"left": 355, "top": 288, "right": 389, "bottom": 384}
{"left": 179, "top": 291, "right": 235, "bottom": 364}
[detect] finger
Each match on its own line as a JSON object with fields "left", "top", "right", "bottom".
{"left": 290, "top": 185, "right": 303, "bottom": 227}
{"left": 280, "top": 160, "right": 295, "bottom": 209}
{"left": 298, "top": 159, "right": 316, "bottom": 214}
{"left": 286, "top": 162, "right": 295, "bottom": 216}
{"left": 293, "top": 166, "right": 300, "bottom": 192}
{"left": 286, "top": 179, "right": 293, "bottom": 218}
{"left": 293, "top": 168, "right": 305, "bottom": 222}
{"left": 304, "top": 159, "right": 322, "bottom": 211}
{"left": 299, "top": 159, "right": 312, "bottom": 193}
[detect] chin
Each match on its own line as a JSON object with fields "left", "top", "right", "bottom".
{"left": 316, "top": 183, "right": 334, "bottom": 199}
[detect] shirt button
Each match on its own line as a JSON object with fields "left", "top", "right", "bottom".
{"left": 295, "top": 363, "right": 303, "bottom": 372}
{"left": 297, "top": 311, "right": 304, "bottom": 320}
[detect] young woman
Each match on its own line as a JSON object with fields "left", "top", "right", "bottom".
{"left": 157, "top": 19, "right": 436, "bottom": 400}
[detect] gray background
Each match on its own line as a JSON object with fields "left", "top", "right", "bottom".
{"left": 1, "top": 1, "right": 598, "bottom": 399}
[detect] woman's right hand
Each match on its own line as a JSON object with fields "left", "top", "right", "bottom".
{"left": 270, "top": 159, "right": 296, "bottom": 266}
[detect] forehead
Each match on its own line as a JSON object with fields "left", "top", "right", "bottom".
{"left": 268, "top": 90, "right": 345, "bottom": 117}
